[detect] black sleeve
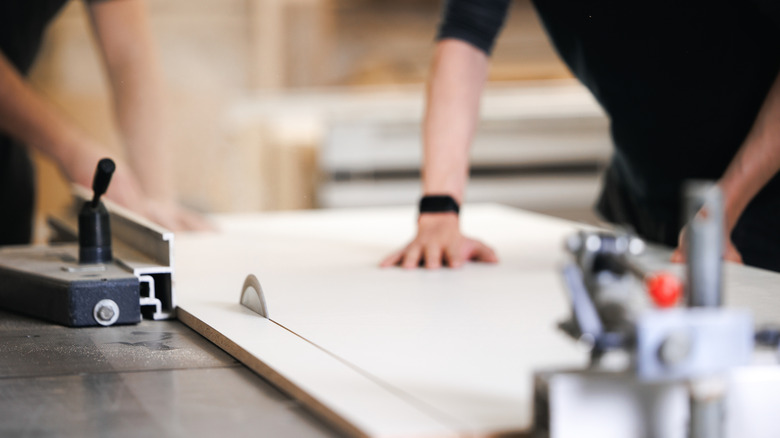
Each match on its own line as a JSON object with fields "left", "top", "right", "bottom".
{"left": 753, "top": 0, "right": 780, "bottom": 24}
{"left": 436, "top": 0, "right": 512, "bottom": 56}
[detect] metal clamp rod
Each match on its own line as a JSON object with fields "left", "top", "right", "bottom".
{"left": 684, "top": 181, "right": 724, "bottom": 308}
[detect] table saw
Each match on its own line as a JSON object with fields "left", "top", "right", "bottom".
{"left": 2, "top": 199, "right": 779, "bottom": 437}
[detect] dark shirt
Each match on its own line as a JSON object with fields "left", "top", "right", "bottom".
{"left": 0, "top": 0, "right": 97, "bottom": 245}
{"left": 438, "top": 0, "right": 780, "bottom": 271}
{"left": 0, "top": 1, "right": 72, "bottom": 75}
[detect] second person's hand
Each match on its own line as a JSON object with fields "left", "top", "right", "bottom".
{"left": 140, "top": 197, "right": 215, "bottom": 232}
{"left": 670, "top": 224, "right": 743, "bottom": 265}
{"left": 64, "top": 141, "right": 214, "bottom": 232}
{"left": 380, "top": 213, "right": 498, "bottom": 269}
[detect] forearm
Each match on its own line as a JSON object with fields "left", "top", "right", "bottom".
{"left": 422, "top": 39, "right": 489, "bottom": 204}
{"left": 0, "top": 51, "right": 93, "bottom": 181}
{"left": 110, "top": 55, "right": 172, "bottom": 201}
{"left": 89, "top": 0, "right": 174, "bottom": 201}
{"left": 719, "top": 72, "right": 780, "bottom": 232}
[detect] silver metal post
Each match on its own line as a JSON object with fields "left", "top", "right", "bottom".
{"left": 684, "top": 181, "right": 726, "bottom": 438}
{"left": 688, "top": 378, "right": 726, "bottom": 438}
{"left": 684, "top": 181, "right": 724, "bottom": 308}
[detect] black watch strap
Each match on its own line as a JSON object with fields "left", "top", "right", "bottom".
{"left": 419, "top": 195, "right": 460, "bottom": 215}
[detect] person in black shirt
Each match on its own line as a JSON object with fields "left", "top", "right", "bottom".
{"left": 0, "top": 0, "right": 210, "bottom": 246}
{"left": 382, "top": 0, "right": 780, "bottom": 272}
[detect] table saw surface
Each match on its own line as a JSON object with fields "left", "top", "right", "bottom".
{"left": 0, "top": 308, "right": 339, "bottom": 437}
{"left": 3, "top": 204, "right": 778, "bottom": 438}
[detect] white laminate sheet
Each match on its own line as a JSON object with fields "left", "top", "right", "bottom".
{"left": 176, "top": 296, "right": 456, "bottom": 437}
{"left": 176, "top": 205, "right": 587, "bottom": 436}
{"left": 175, "top": 204, "right": 780, "bottom": 437}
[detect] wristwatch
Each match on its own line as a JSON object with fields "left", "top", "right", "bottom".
{"left": 419, "top": 195, "right": 460, "bottom": 215}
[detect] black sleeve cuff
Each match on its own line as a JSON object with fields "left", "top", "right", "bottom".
{"left": 436, "top": 0, "right": 512, "bottom": 56}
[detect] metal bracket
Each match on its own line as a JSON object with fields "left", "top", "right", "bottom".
{"left": 48, "top": 185, "right": 176, "bottom": 320}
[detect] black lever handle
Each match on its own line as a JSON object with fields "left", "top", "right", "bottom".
{"left": 80, "top": 158, "right": 115, "bottom": 264}
{"left": 91, "top": 158, "right": 116, "bottom": 208}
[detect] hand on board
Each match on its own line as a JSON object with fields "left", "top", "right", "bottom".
{"left": 138, "top": 197, "right": 215, "bottom": 232}
{"left": 105, "top": 167, "right": 215, "bottom": 232}
{"left": 64, "top": 140, "right": 214, "bottom": 232}
{"left": 670, "top": 225, "right": 743, "bottom": 265}
{"left": 380, "top": 213, "right": 498, "bottom": 269}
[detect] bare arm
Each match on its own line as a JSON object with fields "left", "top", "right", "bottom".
{"left": 88, "top": 0, "right": 170, "bottom": 198}
{"left": 421, "top": 39, "right": 489, "bottom": 203}
{"left": 88, "top": 0, "right": 210, "bottom": 230}
{"left": 0, "top": 50, "right": 147, "bottom": 203}
{"left": 719, "top": 72, "right": 780, "bottom": 234}
{"left": 672, "top": 71, "right": 780, "bottom": 263}
{"left": 381, "top": 39, "right": 497, "bottom": 269}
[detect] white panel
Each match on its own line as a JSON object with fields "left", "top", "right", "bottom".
{"left": 176, "top": 205, "right": 589, "bottom": 436}
{"left": 175, "top": 205, "right": 780, "bottom": 437}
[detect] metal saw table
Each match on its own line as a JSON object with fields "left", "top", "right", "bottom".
{"left": 0, "top": 308, "right": 340, "bottom": 438}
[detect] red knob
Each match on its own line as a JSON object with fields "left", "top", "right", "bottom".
{"left": 646, "top": 272, "right": 682, "bottom": 308}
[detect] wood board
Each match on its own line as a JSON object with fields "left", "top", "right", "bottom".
{"left": 174, "top": 204, "right": 780, "bottom": 437}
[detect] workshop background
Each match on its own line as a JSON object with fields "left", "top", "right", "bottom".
{"left": 28, "top": 0, "right": 610, "bottom": 240}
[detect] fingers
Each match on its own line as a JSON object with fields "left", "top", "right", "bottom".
{"left": 444, "top": 245, "right": 464, "bottom": 268}
{"left": 380, "top": 245, "right": 450, "bottom": 269}
{"left": 378, "top": 215, "right": 497, "bottom": 269}
{"left": 471, "top": 241, "right": 498, "bottom": 263}
{"left": 724, "top": 250, "right": 744, "bottom": 264}
{"left": 380, "top": 250, "right": 404, "bottom": 268}
{"left": 672, "top": 226, "right": 687, "bottom": 263}
{"left": 424, "top": 246, "right": 443, "bottom": 269}
{"left": 672, "top": 242, "right": 743, "bottom": 264}
{"left": 453, "top": 239, "right": 497, "bottom": 266}
{"left": 401, "top": 246, "right": 423, "bottom": 269}
{"left": 670, "top": 247, "right": 685, "bottom": 263}
{"left": 724, "top": 242, "right": 744, "bottom": 264}
{"left": 141, "top": 199, "right": 217, "bottom": 232}
{"left": 381, "top": 238, "right": 498, "bottom": 270}
{"left": 177, "top": 209, "right": 217, "bottom": 232}
{"left": 146, "top": 209, "right": 181, "bottom": 232}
